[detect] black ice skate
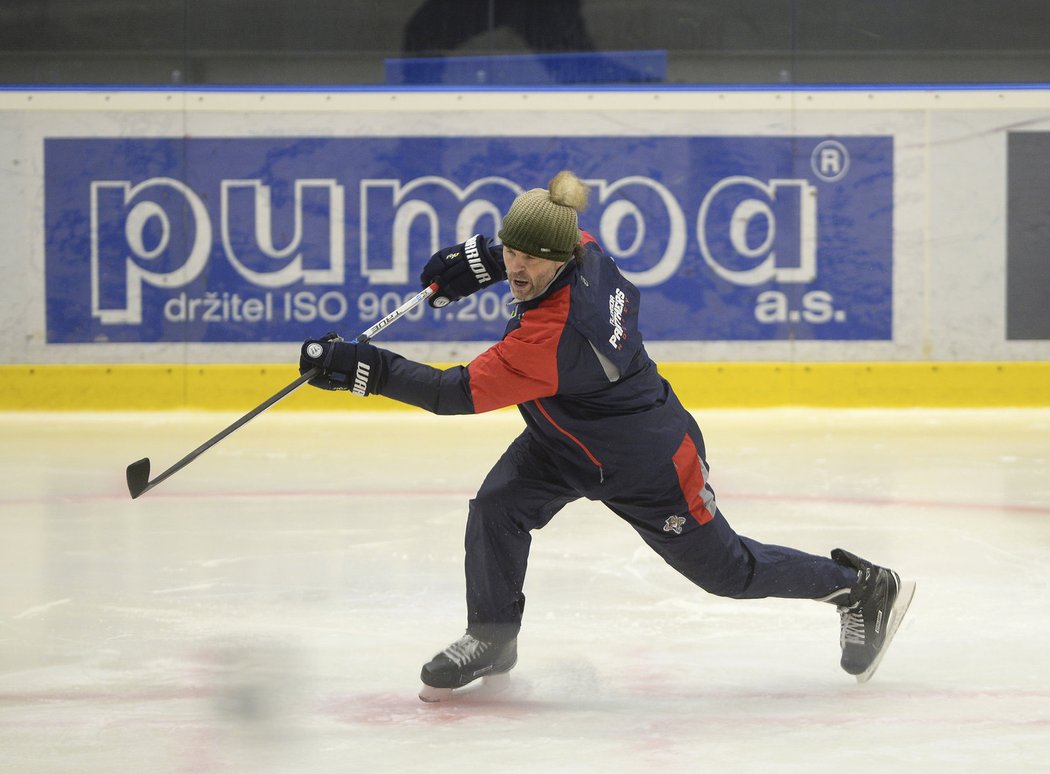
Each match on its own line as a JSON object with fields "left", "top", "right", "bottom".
{"left": 418, "top": 632, "right": 517, "bottom": 702}
{"left": 830, "top": 548, "right": 916, "bottom": 683}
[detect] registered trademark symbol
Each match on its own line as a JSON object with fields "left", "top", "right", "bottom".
{"left": 810, "top": 140, "right": 850, "bottom": 183}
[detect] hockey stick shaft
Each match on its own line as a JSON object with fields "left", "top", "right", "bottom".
{"left": 126, "top": 283, "right": 437, "bottom": 499}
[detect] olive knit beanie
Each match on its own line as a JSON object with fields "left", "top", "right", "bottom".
{"left": 498, "top": 171, "right": 590, "bottom": 261}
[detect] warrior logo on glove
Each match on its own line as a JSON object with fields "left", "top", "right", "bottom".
{"left": 299, "top": 337, "right": 384, "bottom": 396}
{"left": 419, "top": 234, "right": 506, "bottom": 309}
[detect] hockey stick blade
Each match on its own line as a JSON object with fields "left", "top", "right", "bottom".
{"left": 125, "top": 283, "right": 438, "bottom": 499}
{"left": 123, "top": 368, "right": 315, "bottom": 499}
{"left": 126, "top": 457, "right": 152, "bottom": 499}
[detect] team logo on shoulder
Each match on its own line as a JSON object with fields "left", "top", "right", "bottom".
{"left": 608, "top": 288, "right": 628, "bottom": 350}
{"left": 663, "top": 515, "right": 687, "bottom": 535}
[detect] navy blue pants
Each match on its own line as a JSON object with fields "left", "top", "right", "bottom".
{"left": 464, "top": 429, "right": 857, "bottom": 641}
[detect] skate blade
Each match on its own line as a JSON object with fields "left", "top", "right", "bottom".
{"left": 418, "top": 672, "right": 511, "bottom": 703}
{"left": 856, "top": 579, "right": 916, "bottom": 684}
{"left": 418, "top": 685, "right": 454, "bottom": 703}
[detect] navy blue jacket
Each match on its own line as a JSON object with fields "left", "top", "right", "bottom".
{"left": 376, "top": 233, "right": 711, "bottom": 515}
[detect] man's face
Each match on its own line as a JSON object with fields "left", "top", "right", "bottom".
{"left": 503, "top": 246, "right": 564, "bottom": 302}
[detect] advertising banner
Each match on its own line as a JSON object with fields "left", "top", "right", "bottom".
{"left": 45, "top": 135, "right": 893, "bottom": 344}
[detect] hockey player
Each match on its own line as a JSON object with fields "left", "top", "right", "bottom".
{"left": 298, "top": 171, "right": 915, "bottom": 701}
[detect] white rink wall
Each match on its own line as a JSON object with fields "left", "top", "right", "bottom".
{"left": 1, "top": 87, "right": 1048, "bottom": 369}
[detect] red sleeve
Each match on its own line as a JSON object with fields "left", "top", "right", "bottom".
{"left": 467, "top": 284, "right": 571, "bottom": 413}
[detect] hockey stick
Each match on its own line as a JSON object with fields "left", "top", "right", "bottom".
{"left": 126, "top": 283, "right": 438, "bottom": 499}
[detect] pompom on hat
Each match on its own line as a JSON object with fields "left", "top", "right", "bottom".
{"left": 498, "top": 171, "right": 590, "bottom": 262}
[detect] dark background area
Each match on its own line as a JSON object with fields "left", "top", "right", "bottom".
{"left": 2, "top": 0, "right": 1049, "bottom": 87}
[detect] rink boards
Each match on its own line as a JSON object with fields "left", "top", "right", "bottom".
{"left": 0, "top": 87, "right": 1047, "bottom": 407}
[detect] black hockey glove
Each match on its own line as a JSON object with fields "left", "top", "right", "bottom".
{"left": 419, "top": 234, "right": 506, "bottom": 308}
{"left": 299, "top": 336, "right": 383, "bottom": 395}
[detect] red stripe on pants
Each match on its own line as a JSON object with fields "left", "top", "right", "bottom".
{"left": 672, "top": 434, "right": 714, "bottom": 525}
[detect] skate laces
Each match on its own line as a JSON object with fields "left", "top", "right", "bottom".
{"left": 442, "top": 635, "right": 489, "bottom": 668}
{"left": 839, "top": 603, "right": 866, "bottom": 646}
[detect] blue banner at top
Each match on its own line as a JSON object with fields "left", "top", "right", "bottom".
{"left": 44, "top": 135, "right": 893, "bottom": 343}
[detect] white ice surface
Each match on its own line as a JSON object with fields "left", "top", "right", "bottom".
{"left": 1, "top": 408, "right": 1049, "bottom": 773}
